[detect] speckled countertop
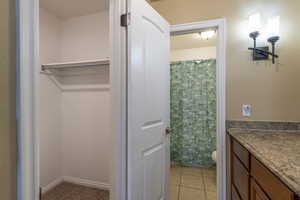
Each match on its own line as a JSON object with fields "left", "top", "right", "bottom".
{"left": 228, "top": 128, "right": 300, "bottom": 196}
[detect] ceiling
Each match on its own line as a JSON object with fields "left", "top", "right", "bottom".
{"left": 171, "top": 32, "right": 217, "bottom": 50}
{"left": 40, "top": 0, "right": 109, "bottom": 19}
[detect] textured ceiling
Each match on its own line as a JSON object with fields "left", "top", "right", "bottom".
{"left": 40, "top": 0, "right": 109, "bottom": 19}
{"left": 171, "top": 32, "right": 217, "bottom": 50}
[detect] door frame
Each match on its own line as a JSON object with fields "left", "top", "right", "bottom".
{"left": 171, "top": 19, "right": 227, "bottom": 200}
{"left": 17, "top": 1, "right": 226, "bottom": 200}
{"left": 16, "top": 0, "right": 127, "bottom": 199}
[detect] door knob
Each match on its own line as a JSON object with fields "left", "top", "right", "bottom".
{"left": 165, "top": 127, "right": 171, "bottom": 135}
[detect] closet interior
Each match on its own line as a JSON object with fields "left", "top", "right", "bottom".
{"left": 38, "top": 0, "right": 111, "bottom": 199}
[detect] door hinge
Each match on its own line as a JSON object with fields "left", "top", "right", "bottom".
{"left": 121, "top": 13, "right": 130, "bottom": 27}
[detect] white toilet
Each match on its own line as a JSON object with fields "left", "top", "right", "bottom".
{"left": 212, "top": 151, "right": 217, "bottom": 163}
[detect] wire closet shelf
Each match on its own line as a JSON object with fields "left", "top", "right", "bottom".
{"left": 41, "top": 59, "right": 110, "bottom": 72}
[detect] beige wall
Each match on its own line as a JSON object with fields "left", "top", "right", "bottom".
{"left": 39, "top": 8, "right": 63, "bottom": 188}
{"left": 171, "top": 47, "right": 216, "bottom": 62}
{"left": 151, "top": 0, "right": 300, "bottom": 121}
{"left": 39, "top": 8, "right": 111, "bottom": 188}
{"left": 0, "top": 0, "right": 16, "bottom": 199}
{"left": 61, "top": 11, "right": 109, "bottom": 62}
{"left": 59, "top": 11, "right": 111, "bottom": 185}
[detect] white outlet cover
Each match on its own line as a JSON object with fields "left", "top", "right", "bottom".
{"left": 243, "top": 105, "right": 252, "bottom": 117}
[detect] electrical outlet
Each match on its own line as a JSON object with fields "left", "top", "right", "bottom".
{"left": 243, "top": 105, "right": 252, "bottom": 117}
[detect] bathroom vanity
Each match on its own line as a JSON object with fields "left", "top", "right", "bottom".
{"left": 228, "top": 128, "right": 300, "bottom": 200}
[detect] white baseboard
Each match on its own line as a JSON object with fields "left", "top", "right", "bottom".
{"left": 42, "top": 177, "right": 64, "bottom": 194}
{"left": 63, "top": 176, "right": 111, "bottom": 191}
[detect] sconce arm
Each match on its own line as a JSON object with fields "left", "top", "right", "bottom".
{"left": 248, "top": 47, "right": 278, "bottom": 58}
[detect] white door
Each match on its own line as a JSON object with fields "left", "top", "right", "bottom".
{"left": 127, "top": 0, "right": 170, "bottom": 200}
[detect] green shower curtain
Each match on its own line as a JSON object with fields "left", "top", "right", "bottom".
{"left": 170, "top": 59, "right": 217, "bottom": 167}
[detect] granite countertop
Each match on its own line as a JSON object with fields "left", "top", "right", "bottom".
{"left": 228, "top": 128, "right": 300, "bottom": 196}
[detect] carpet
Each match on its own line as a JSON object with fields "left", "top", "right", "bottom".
{"left": 42, "top": 182, "right": 109, "bottom": 200}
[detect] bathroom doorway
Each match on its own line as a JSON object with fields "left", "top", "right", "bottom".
{"left": 169, "top": 20, "right": 226, "bottom": 200}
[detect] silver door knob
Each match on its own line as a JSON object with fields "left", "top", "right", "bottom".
{"left": 165, "top": 127, "right": 171, "bottom": 135}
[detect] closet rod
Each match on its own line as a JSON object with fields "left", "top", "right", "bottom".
{"left": 41, "top": 59, "right": 110, "bottom": 71}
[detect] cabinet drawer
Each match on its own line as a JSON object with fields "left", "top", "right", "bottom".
{"left": 232, "top": 138, "right": 250, "bottom": 170}
{"left": 232, "top": 185, "right": 242, "bottom": 200}
{"left": 251, "top": 157, "right": 294, "bottom": 200}
{"left": 233, "top": 155, "right": 249, "bottom": 200}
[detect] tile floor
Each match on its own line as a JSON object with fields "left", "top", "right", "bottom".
{"left": 170, "top": 165, "right": 217, "bottom": 200}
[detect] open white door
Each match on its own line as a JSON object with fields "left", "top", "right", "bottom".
{"left": 127, "top": 0, "right": 170, "bottom": 199}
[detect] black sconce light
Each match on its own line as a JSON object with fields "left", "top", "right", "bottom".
{"left": 248, "top": 14, "right": 280, "bottom": 64}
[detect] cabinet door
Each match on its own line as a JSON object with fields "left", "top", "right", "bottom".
{"left": 232, "top": 185, "right": 242, "bottom": 200}
{"left": 251, "top": 178, "right": 269, "bottom": 200}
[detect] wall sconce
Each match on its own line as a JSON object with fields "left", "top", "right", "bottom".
{"left": 248, "top": 14, "right": 280, "bottom": 64}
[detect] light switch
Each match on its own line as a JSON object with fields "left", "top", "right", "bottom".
{"left": 242, "top": 105, "right": 252, "bottom": 117}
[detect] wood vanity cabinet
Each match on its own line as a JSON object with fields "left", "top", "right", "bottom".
{"left": 230, "top": 136, "right": 298, "bottom": 200}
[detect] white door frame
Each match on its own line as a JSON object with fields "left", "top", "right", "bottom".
{"left": 110, "top": 0, "right": 127, "bottom": 199}
{"left": 171, "top": 19, "right": 227, "bottom": 200}
{"left": 16, "top": 0, "right": 40, "bottom": 199}
{"left": 16, "top": 0, "right": 127, "bottom": 199}
{"left": 17, "top": 1, "right": 226, "bottom": 200}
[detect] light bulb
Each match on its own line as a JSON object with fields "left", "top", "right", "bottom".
{"left": 248, "top": 13, "right": 261, "bottom": 33}
{"left": 266, "top": 16, "right": 280, "bottom": 38}
{"left": 199, "top": 30, "right": 216, "bottom": 40}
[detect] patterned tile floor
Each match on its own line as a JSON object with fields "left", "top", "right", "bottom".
{"left": 42, "top": 182, "right": 109, "bottom": 200}
{"left": 170, "top": 165, "right": 217, "bottom": 200}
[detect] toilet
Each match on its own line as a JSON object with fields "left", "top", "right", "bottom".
{"left": 212, "top": 151, "right": 217, "bottom": 163}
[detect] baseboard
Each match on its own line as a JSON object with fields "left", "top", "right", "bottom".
{"left": 63, "top": 176, "right": 111, "bottom": 191}
{"left": 42, "top": 177, "right": 64, "bottom": 194}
